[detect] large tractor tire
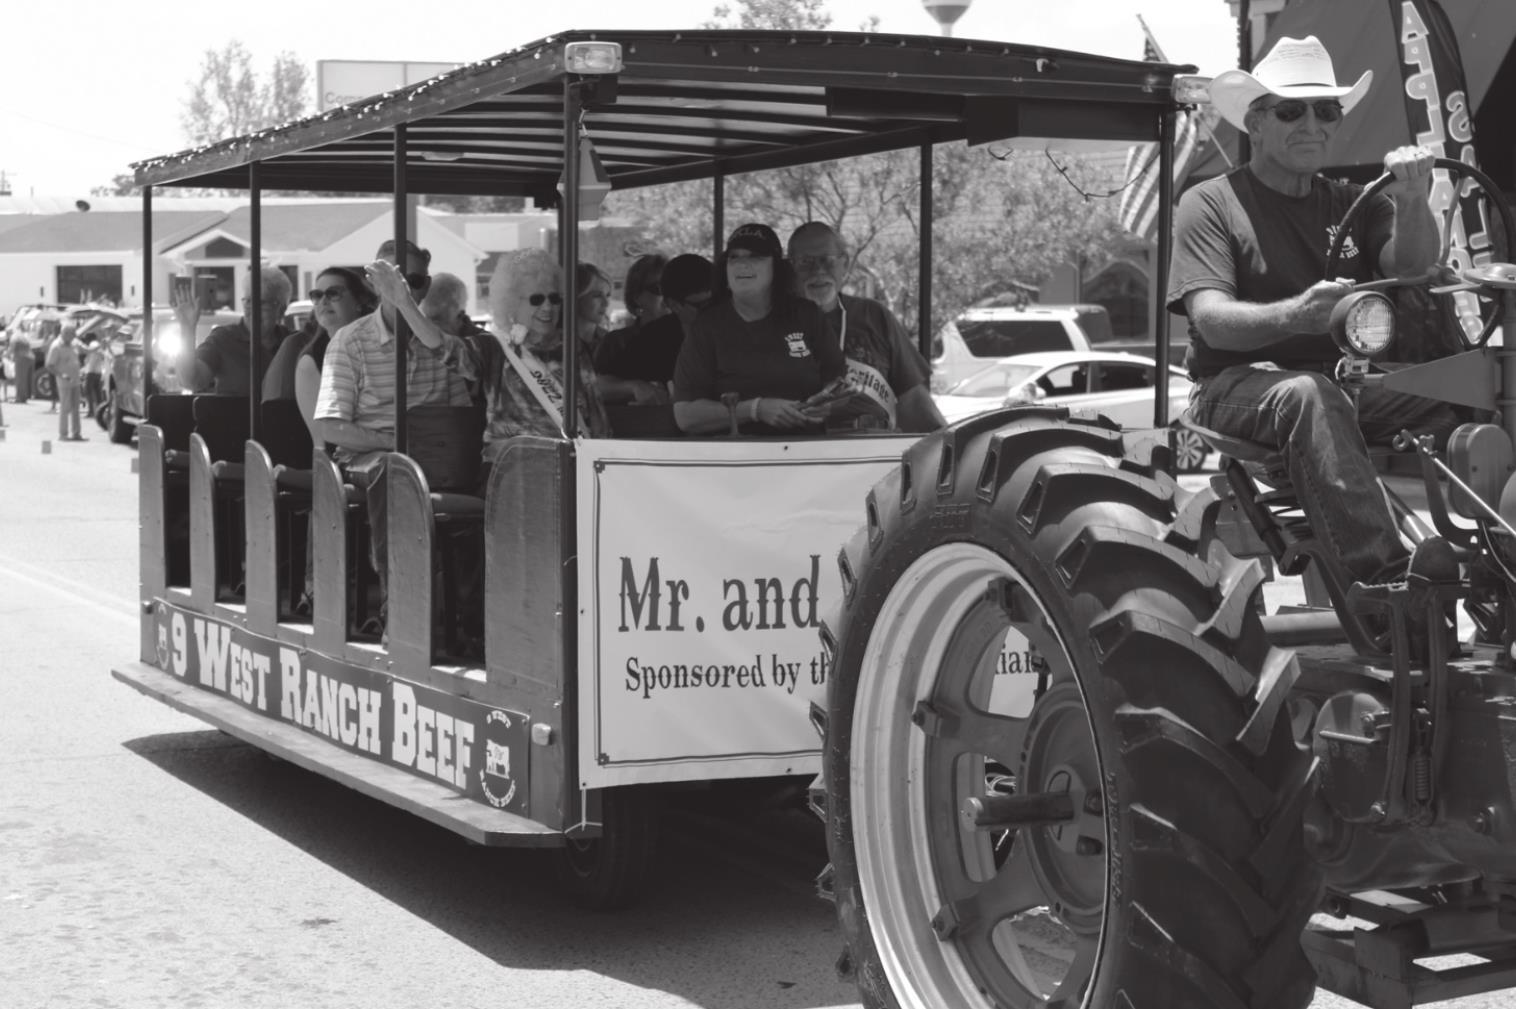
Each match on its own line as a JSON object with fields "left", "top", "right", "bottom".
{"left": 823, "top": 408, "right": 1322, "bottom": 1009}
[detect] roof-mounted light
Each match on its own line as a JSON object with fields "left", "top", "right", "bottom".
{"left": 565, "top": 41, "right": 623, "bottom": 75}
{"left": 1174, "top": 75, "right": 1211, "bottom": 105}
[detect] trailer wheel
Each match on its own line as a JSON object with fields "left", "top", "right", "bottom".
{"left": 823, "top": 409, "right": 1322, "bottom": 1009}
{"left": 554, "top": 786, "right": 659, "bottom": 911}
{"left": 33, "top": 368, "right": 56, "bottom": 401}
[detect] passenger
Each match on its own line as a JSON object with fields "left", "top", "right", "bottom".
{"left": 621, "top": 253, "right": 669, "bottom": 330}
{"left": 788, "top": 222, "right": 945, "bottom": 433}
{"left": 291, "top": 266, "right": 374, "bottom": 444}
{"left": 311, "top": 240, "right": 476, "bottom": 636}
{"left": 575, "top": 262, "right": 614, "bottom": 357}
{"left": 594, "top": 253, "right": 712, "bottom": 404}
{"left": 422, "top": 271, "right": 492, "bottom": 407}
{"left": 671, "top": 223, "right": 844, "bottom": 435}
{"left": 178, "top": 265, "right": 293, "bottom": 397}
{"left": 480, "top": 249, "right": 610, "bottom": 479}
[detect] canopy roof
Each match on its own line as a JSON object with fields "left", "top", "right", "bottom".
{"left": 134, "top": 29, "right": 1193, "bottom": 200}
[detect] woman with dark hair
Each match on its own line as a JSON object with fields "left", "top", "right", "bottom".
{"left": 575, "top": 262, "right": 613, "bottom": 355}
{"left": 671, "top": 223, "right": 844, "bottom": 435}
{"left": 292, "top": 266, "right": 377, "bottom": 442}
{"left": 621, "top": 253, "right": 668, "bottom": 329}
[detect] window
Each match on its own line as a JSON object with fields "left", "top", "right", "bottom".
{"left": 57, "top": 265, "right": 123, "bottom": 305}
{"left": 952, "top": 364, "right": 1040, "bottom": 397}
{"left": 1039, "top": 365, "right": 1088, "bottom": 396}
{"left": 1094, "top": 363, "right": 1153, "bottom": 392}
{"left": 958, "top": 318, "right": 1073, "bottom": 358}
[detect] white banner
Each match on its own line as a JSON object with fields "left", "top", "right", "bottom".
{"left": 576, "top": 437, "right": 911, "bottom": 788}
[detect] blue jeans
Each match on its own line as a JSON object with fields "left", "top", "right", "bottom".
{"left": 1189, "top": 363, "right": 1458, "bottom": 583}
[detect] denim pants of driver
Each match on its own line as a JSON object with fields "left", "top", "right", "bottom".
{"left": 1189, "top": 363, "right": 1459, "bottom": 583}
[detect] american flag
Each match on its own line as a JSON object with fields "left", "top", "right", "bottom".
{"left": 1118, "top": 24, "right": 1203, "bottom": 242}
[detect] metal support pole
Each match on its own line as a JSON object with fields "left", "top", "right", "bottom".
{"left": 561, "top": 80, "right": 583, "bottom": 439}
{"left": 142, "top": 185, "right": 154, "bottom": 398}
{"left": 1238, "top": 0, "right": 1253, "bottom": 164}
{"left": 393, "top": 125, "right": 410, "bottom": 455}
{"left": 249, "top": 162, "right": 262, "bottom": 441}
{"left": 713, "top": 172, "right": 726, "bottom": 261}
{"left": 1153, "top": 110, "right": 1176, "bottom": 427}
{"left": 1502, "top": 295, "right": 1516, "bottom": 448}
{"left": 918, "top": 143, "right": 934, "bottom": 360}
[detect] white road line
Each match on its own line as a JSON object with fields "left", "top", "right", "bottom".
{"left": 0, "top": 553, "right": 136, "bottom": 627}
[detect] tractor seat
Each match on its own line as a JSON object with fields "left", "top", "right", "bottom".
{"left": 1177, "top": 411, "right": 1283, "bottom": 468}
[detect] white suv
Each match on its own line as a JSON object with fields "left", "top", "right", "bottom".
{"left": 931, "top": 304, "right": 1113, "bottom": 393}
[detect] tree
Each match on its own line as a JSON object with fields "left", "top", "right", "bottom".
{"left": 91, "top": 172, "right": 140, "bottom": 197}
{"left": 703, "top": 0, "right": 831, "bottom": 29}
{"left": 181, "top": 42, "right": 310, "bottom": 148}
{"left": 608, "top": 0, "right": 1134, "bottom": 340}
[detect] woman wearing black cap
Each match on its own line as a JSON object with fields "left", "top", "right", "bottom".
{"left": 671, "top": 223, "right": 845, "bottom": 435}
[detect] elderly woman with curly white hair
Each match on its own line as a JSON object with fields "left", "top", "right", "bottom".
{"left": 479, "top": 249, "right": 610, "bottom": 476}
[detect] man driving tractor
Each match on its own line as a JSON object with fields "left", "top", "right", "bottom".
{"left": 1169, "top": 35, "right": 1457, "bottom": 589}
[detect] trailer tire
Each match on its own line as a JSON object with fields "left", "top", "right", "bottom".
{"left": 554, "top": 786, "right": 659, "bottom": 911}
{"left": 823, "top": 408, "right": 1322, "bottom": 1009}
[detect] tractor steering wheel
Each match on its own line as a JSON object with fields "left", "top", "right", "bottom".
{"left": 1326, "top": 156, "right": 1515, "bottom": 349}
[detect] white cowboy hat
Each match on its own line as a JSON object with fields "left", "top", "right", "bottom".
{"left": 1209, "top": 35, "right": 1372, "bottom": 130}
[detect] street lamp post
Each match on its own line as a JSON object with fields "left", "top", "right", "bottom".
{"left": 921, "top": 0, "right": 972, "bottom": 38}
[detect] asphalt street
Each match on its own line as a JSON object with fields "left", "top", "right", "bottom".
{"left": 0, "top": 395, "right": 1509, "bottom": 1009}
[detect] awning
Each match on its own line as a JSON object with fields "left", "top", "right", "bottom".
{"left": 132, "top": 30, "right": 1194, "bottom": 199}
{"left": 1260, "top": 0, "right": 1516, "bottom": 176}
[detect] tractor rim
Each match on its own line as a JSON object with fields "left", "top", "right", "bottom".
{"left": 851, "top": 543, "right": 1106, "bottom": 1009}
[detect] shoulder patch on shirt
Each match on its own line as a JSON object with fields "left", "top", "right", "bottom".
{"left": 784, "top": 332, "right": 811, "bottom": 358}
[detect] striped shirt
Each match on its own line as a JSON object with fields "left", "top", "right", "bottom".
{"left": 313, "top": 310, "right": 475, "bottom": 458}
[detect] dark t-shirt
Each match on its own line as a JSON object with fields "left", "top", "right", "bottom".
{"left": 302, "top": 331, "right": 331, "bottom": 370}
{"left": 196, "top": 321, "right": 290, "bottom": 398}
{"left": 594, "top": 315, "right": 685, "bottom": 382}
{"left": 1167, "top": 168, "right": 1394, "bottom": 377}
{"left": 672, "top": 297, "right": 845, "bottom": 432}
{"left": 262, "top": 326, "right": 318, "bottom": 401}
{"left": 827, "top": 294, "right": 929, "bottom": 426}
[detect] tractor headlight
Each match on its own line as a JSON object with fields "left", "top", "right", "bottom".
{"left": 1329, "top": 291, "right": 1395, "bottom": 358}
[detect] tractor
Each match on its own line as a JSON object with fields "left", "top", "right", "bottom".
{"left": 821, "top": 158, "right": 1516, "bottom": 1008}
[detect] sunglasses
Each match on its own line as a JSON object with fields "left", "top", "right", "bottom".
{"left": 1262, "top": 99, "right": 1343, "bottom": 123}
{"left": 405, "top": 272, "right": 429, "bottom": 289}
{"left": 528, "top": 292, "right": 564, "bottom": 307}
{"left": 643, "top": 282, "right": 662, "bottom": 296}
{"left": 308, "top": 286, "right": 351, "bottom": 303}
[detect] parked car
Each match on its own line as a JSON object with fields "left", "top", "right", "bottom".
{"left": 931, "top": 350, "right": 1209, "bottom": 471}
{"left": 100, "top": 306, "right": 240, "bottom": 444}
{"left": 283, "top": 299, "right": 313, "bottom": 334}
{"left": 931, "top": 304, "right": 1114, "bottom": 392}
{"left": 1, "top": 303, "right": 123, "bottom": 399}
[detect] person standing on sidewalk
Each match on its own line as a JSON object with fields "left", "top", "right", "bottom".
{"left": 10, "top": 326, "right": 33, "bottom": 404}
{"left": 46, "top": 322, "right": 85, "bottom": 441}
{"left": 82, "top": 335, "right": 109, "bottom": 419}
